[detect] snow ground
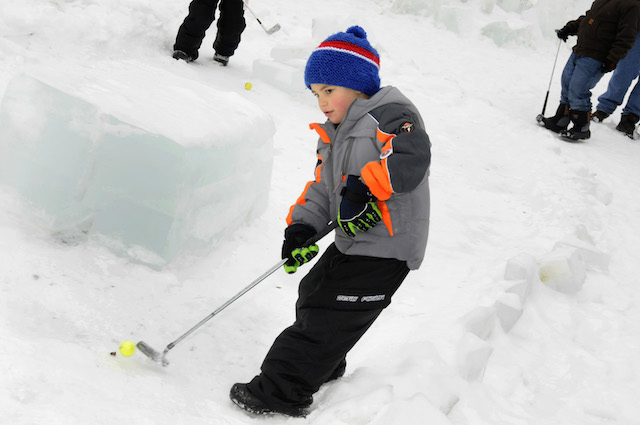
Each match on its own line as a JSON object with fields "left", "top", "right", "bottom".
{"left": 1, "top": 0, "right": 639, "bottom": 424}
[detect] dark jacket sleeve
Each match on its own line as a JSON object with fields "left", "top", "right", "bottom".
{"left": 608, "top": 2, "right": 640, "bottom": 63}
{"left": 361, "top": 104, "right": 431, "bottom": 201}
{"left": 564, "top": 15, "right": 584, "bottom": 36}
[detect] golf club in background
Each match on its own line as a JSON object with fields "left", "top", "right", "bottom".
{"left": 243, "top": 0, "right": 281, "bottom": 35}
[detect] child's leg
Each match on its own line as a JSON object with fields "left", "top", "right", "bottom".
{"left": 248, "top": 243, "right": 410, "bottom": 412}
{"left": 173, "top": 0, "right": 220, "bottom": 59}
{"left": 559, "top": 53, "right": 578, "bottom": 106}
{"left": 213, "top": 0, "right": 247, "bottom": 57}
{"left": 540, "top": 56, "right": 573, "bottom": 132}
{"left": 567, "top": 55, "right": 604, "bottom": 112}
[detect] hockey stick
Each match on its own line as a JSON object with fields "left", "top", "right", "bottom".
{"left": 536, "top": 39, "right": 562, "bottom": 122}
{"left": 243, "top": 0, "right": 281, "bottom": 35}
{"left": 137, "top": 221, "right": 337, "bottom": 366}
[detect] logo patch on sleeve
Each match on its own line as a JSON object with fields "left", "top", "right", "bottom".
{"left": 401, "top": 122, "right": 414, "bottom": 133}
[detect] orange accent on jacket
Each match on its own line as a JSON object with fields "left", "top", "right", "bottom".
{"left": 376, "top": 200, "right": 393, "bottom": 237}
{"left": 360, "top": 129, "right": 395, "bottom": 201}
{"left": 286, "top": 125, "right": 329, "bottom": 226}
{"left": 286, "top": 180, "right": 315, "bottom": 225}
{"left": 310, "top": 123, "right": 331, "bottom": 144}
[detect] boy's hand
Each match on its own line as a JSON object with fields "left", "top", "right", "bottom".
{"left": 338, "top": 175, "right": 382, "bottom": 237}
{"left": 282, "top": 223, "right": 319, "bottom": 274}
{"left": 284, "top": 245, "right": 319, "bottom": 274}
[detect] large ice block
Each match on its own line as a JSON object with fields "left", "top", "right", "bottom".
{"left": 0, "top": 74, "right": 274, "bottom": 266}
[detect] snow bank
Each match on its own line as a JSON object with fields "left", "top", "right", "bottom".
{"left": 0, "top": 73, "right": 274, "bottom": 266}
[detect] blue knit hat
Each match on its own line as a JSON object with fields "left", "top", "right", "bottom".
{"left": 304, "top": 26, "right": 380, "bottom": 96}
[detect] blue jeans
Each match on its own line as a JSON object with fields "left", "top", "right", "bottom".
{"left": 596, "top": 33, "right": 640, "bottom": 116}
{"left": 560, "top": 53, "right": 605, "bottom": 112}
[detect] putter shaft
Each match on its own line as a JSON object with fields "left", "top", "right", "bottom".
{"left": 136, "top": 222, "right": 337, "bottom": 366}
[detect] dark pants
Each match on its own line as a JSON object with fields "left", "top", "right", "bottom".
{"left": 248, "top": 243, "right": 410, "bottom": 411}
{"left": 173, "top": 0, "right": 246, "bottom": 60}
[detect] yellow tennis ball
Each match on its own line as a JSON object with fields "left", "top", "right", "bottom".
{"left": 119, "top": 340, "right": 136, "bottom": 357}
{"left": 244, "top": 82, "right": 252, "bottom": 90}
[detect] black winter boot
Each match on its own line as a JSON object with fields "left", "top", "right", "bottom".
{"left": 561, "top": 110, "right": 591, "bottom": 141}
{"left": 592, "top": 110, "right": 610, "bottom": 123}
{"left": 229, "top": 383, "right": 308, "bottom": 418}
{"left": 540, "top": 103, "right": 570, "bottom": 133}
{"left": 615, "top": 113, "right": 639, "bottom": 138}
{"left": 229, "top": 383, "right": 272, "bottom": 415}
{"left": 172, "top": 50, "right": 196, "bottom": 62}
{"left": 213, "top": 53, "right": 229, "bottom": 66}
{"left": 325, "top": 359, "right": 347, "bottom": 383}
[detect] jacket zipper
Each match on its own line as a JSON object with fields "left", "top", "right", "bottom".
{"left": 338, "top": 137, "right": 356, "bottom": 188}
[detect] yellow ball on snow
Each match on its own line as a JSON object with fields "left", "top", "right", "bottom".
{"left": 244, "top": 82, "right": 252, "bottom": 90}
{"left": 119, "top": 340, "right": 136, "bottom": 357}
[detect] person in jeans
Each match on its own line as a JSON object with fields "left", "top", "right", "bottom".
{"left": 539, "top": 0, "right": 640, "bottom": 141}
{"left": 172, "top": 0, "right": 246, "bottom": 65}
{"left": 593, "top": 33, "right": 640, "bottom": 138}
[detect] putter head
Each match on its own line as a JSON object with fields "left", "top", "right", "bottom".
{"left": 137, "top": 341, "right": 170, "bottom": 367}
{"left": 266, "top": 24, "right": 281, "bottom": 35}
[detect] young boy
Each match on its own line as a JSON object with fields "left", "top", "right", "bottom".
{"left": 539, "top": 0, "right": 640, "bottom": 141}
{"left": 229, "top": 26, "right": 431, "bottom": 417}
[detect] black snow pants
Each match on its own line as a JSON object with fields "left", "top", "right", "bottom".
{"left": 247, "top": 243, "right": 410, "bottom": 412}
{"left": 173, "top": 0, "right": 246, "bottom": 60}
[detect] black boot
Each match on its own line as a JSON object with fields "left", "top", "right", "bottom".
{"left": 229, "top": 383, "right": 308, "bottom": 418}
{"left": 213, "top": 53, "right": 229, "bottom": 66}
{"left": 615, "top": 113, "right": 639, "bottom": 138}
{"left": 172, "top": 50, "right": 196, "bottom": 62}
{"left": 592, "top": 110, "right": 610, "bottom": 123}
{"left": 325, "top": 359, "right": 346, "bottom": 383}
{"left": 540, "top": 103, "right": 570, "bottom": 133}
{"left": 561, "top": 110, "right": 591, "bottom": 141}
{"left": 229, "top": 383, "right": 273, "bottom": 415}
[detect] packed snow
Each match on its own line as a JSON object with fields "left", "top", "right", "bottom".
{"left": 1, "top": 0, "right": 639, "bottom": 424}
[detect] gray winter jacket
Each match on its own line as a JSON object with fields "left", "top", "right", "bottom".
{"left": 286, "top": 86, "right": 431, "bottom": 269}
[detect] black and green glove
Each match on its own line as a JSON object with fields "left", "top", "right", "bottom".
{"left": 281, "top": 223, "right": 320, "bottom": 274}
{"left": 338, "top": 175, "right": 382, "bottom": 237}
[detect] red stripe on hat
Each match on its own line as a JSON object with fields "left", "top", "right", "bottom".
{"left": 317, "top": 40, "right": 380, "bottom": 67}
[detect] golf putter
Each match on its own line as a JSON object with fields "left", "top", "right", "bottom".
{"left": 137, "top": 222, "right": 337, "bottom": 366}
